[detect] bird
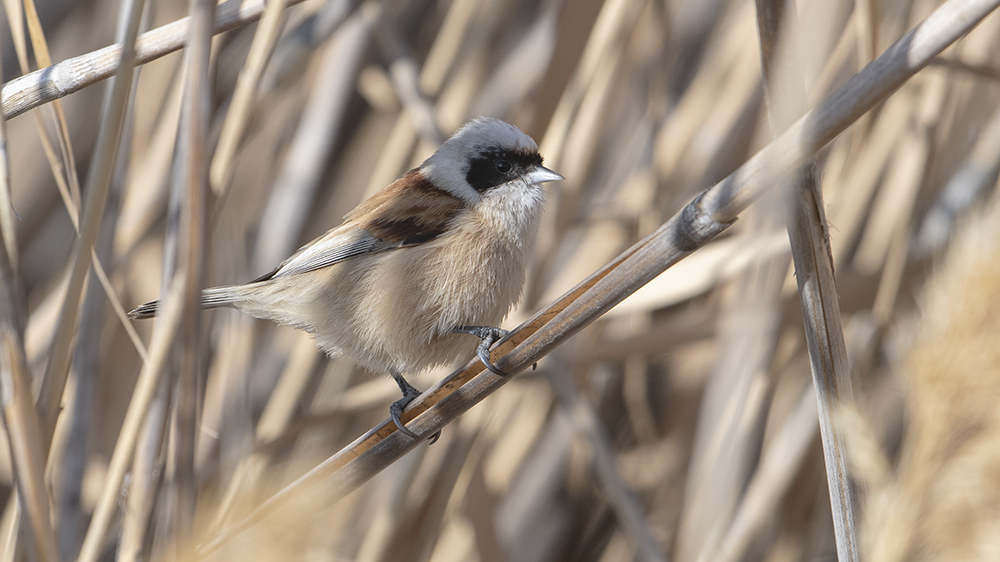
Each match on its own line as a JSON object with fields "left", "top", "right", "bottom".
{"left": 129, "top": 117, "right": 563, "bottom": 440}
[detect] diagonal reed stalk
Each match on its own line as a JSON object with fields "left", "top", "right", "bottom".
{"left": 0, "top": 0, "right": 308, "bottom": 120}
{"left": 198, "top": 0, "right": 1000, "bottom": 551}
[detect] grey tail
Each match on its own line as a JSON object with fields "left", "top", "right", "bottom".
{"left": 127, "top": 286, "right": 241, "bottom": 320}
{"left": 127, "top": 300, "right": 160, "bottom": 320}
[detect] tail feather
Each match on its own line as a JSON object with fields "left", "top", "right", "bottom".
{"left": 127, "top": 286, "right": 243, "bottom": 320}
{"left": 127, "top": 300, "right": 159, "bottom": 320}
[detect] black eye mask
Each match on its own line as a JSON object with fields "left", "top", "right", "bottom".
{"left": 466, "top": 148, "right": 544, "bottom": 193}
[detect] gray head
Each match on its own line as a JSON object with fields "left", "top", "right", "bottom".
{"left": 421, "top": 117, "right": 563, "bottom": 202}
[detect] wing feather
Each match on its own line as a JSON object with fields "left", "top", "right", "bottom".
{"left": 252, "top": 170, "right": 464, "bottom": 282}
{"left": 252, "top": 230, "right": 393, "bottom": 282}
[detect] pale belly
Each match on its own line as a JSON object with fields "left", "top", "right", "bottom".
{"left": 236, "top": 230, "right": 528, "bottom": 376}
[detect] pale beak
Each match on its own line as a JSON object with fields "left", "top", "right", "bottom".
{"left": 524, "top": 166, "right": 565, "bottom": 185}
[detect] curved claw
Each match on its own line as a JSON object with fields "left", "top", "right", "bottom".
{"left": 389, "top": 372, "right": 439, "bottom": 442}
{"left": 389, "top": 398, "right": 421, "bottom": 439}
{"left": 477, "top": 343, "right": 506, "bottom": 376}
{"left": 453, "top": 326, "right": 510, "bottom": 376}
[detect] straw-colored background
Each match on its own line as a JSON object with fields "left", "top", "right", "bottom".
{"left": 2, "top": 0, "right": 1000, "bottom": 560}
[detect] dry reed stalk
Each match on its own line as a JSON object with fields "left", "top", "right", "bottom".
{"left": 0, "top": 39, "right": 52, "bottom": 556}
{"left": 50, "top": 0, "right": 145, "bottom": 549}
{"left": 114, "top": 70, "right": 184, "bottom": 255}
{"left": 116, "top": 374, "right": 170, "bottom": 562}
{"left": 547, "top": 355, "right": 667, "bottom": 562}
{"left": 808, "top": 11, "right": 860, "bottom": 106}
{"left": 430, "top": 0, "right": 506, "bottom": 133}
{"left": 676, "top": 223, "right": 785, "bottom": 562}
{"left": 654, "top": 0, "right": 759, "bottom": 193}
{"left": 6, "top": 0, "right": 153, "bottom": 388}
{"left": 58, "top": 9, "right": 157, "bottom": 546}
{"left": 713, "top": 385, "right": 818, "bottom": 562}
{"left": 868, "top": 74, "right": 948, "bottom": 322}
{"left": 529, "top": 0, "right": 645, "bottom": 304}
{"left": 207, "top": 331, "right": 317, "bottom": 530}
{"left": 380, "top": 423, "right": 476, "bottom": 562}
{"left": 0, "top": 0, "right": 308, "bottom": 120}
{"left": 252, "top": 333, "right": 320, "bottom": 441}
{"left": 754, "top": 0, "right": 859, "bottom": 559}
{"left": 0, "top": 52, "right": 13, "bottom": 269}
{"left": 915, "top": 103, "right": 1000, "bottom": 258}
{"left": 19, "top": 0, "right": 83, "bottom": 219}
{"left": 169, "top": 0, "right": 216, "bottom": 541}
{"left": 76, "top": 277, "right": 184, "bottom": 562}
{"left": 354, "top": 446, "right": 428, "bottom": 562}
{"left": 827, "top": 94, "right": 911, "bottom": 266}
{"left": 602, "top": 231, "right": 789, "bottom": 317}
{"left": 2, "top": 2, "right": 65, "bottom": 241}
{"left": 853, "top": 74, "right": 945, "bottom": 276}
{"left": 0, "top": 212, "right": 57, "bottom": 562}
{"left": 668, "top": 9, "right": 799, "bottom": 545}
{"left": 3, "top": 0, "right": 84, "bottom": 245}
{"left": 58, "top": 134, "right": 129, "bottom": 561}
{"left": 376, "top": 19, "right": 445, "bottom": 146}
{"left": 196, "top": 317, "right": 258, "bottom": 528}
{"left": 0, "top": 497, "right": 18, "bottom": 562}
{"left": 538, "top": 0, "right": 641, "bottom": 169}
{"left": 195, "top": 2, "right": 376, "bottom": 542}
{"left": 358, "top": 0, "right": 476, "bottom": 196}
{"left": 253, "top": 2, "right": 380, "bottom": 273}
{"left": 36, "top": 0, "right": 146, "bottom": 465}
{"left": 440, "top": 408, "right": 510, "bottom": 562}
{"left": 701, "top": 0, "right": 1000, "bottom": 222}
{"left": 622, "top": 353, "right": 658, "bottom": 445}
{"left": 467, "top": 2, "right": 559, "bottom": 118}
{"left": 209, "top": 0, "right": 291, "bottom": 196}
{"left": 668, "top": 13, "right": 794, "bottom": 531}
{"left": 90, "top": 247, "right": 148, "bottom": 362}
{"left": 115, "top": 56, "right": 185, "bottom": 558}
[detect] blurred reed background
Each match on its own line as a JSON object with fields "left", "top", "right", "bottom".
{"left": 1, "top": 0, "right": 1000, "bottom": 560}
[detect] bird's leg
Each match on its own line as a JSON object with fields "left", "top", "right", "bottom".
{"left": 389, "top": 372, "right": 440, "bottom": 443}
{"left": 452, "top": 326, "right": 509, "bottom": 376}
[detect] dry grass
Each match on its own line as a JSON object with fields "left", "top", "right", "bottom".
{"left": 1, "top": 0, "right": 1000, "bottom": 561}
{"left": 863, "top": 193, "right": 1000, "bottom": 562}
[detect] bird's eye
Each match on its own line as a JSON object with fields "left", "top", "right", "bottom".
{"left": 495, "top": 160, "right": 512, "bottom": 174}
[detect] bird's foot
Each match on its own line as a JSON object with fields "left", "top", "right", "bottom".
{"left": 452, "top": 326, "right": 509, "bottom": 376}
{"left": 390, "top": 372, "right": 440, "bottom": 443}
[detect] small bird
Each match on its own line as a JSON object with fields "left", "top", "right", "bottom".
{"left": 129, "top": 117, "right": 563, "bottom": 439}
